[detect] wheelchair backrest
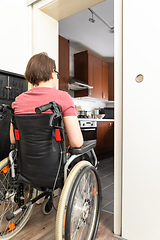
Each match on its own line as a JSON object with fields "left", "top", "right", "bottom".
{"left": 13, "top": 113, "right": 65, "bottom": 190}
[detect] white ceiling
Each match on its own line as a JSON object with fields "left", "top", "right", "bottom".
{"left": 59, "top": 0, "right": 114, "bottom": 60}
{"left": 40, "top": 0, "right": 105, "bottom": 22}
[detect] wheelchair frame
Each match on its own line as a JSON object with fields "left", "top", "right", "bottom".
{"left": 0, "top": 102, "right": 102, "bottom": 240}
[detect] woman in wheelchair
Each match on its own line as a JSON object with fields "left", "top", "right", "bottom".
{"left": 10, "top": 52, "right": 83, "bottom": 149}
{"left": 0, "top": 53, "right": 102, "bottom": 239}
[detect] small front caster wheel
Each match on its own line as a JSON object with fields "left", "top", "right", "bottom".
{"left": 41, "top": 198, "right": 53, "bottom": 215}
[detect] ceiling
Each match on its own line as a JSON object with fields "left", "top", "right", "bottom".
{"left": 40, "top": 0, "right": 105, "bottom": 22}
{"left": 59, "top": 0, "right": 114, "bottom": 60}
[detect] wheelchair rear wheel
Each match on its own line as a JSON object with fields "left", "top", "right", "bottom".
{"left": 0, "top": 158, "right": 37, "bottom": 239}
{"left": 55, "top": 161, "right": 102, "bottom": 240}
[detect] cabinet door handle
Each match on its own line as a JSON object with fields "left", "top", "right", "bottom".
{"left": 81, "top": 128, "right": 96, "bottom": 131}
{"left": 5, "top": 86, "right": 12, "bottom": 90}
{"left": 89, "top": 89, "right": 91, "bottom": 96}
{"left": 102, "top": 92, "right": 105, "bottom": 99}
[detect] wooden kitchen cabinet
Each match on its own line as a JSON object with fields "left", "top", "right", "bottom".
{"left": 96, "top": 122, "right": 114, "bottom": 157}
{"left": 59, "top": 35, "right": 69, "bottom": 91}
{"left": 108, "top": 62, "right": 114, "bottom": 101}
{"left": 102, "top": 60, "right": 109, "bottom": 99}
{"left": 74, "top": 50, "right": 109, "bottom": 100}
{"left": 88, "top": 53, "right": 103, "bottom": 98}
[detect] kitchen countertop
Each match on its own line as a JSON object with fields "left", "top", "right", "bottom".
{"left": 78, "top": 118, "right": 114, "bottom": 122}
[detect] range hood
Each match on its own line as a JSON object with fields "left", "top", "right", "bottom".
{"left": 68, "top": 77, "right": 93, "bottom": 91}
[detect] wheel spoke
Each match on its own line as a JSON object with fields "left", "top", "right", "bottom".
{"left": 68, "top": 168, "right": 100, "bottom": 240}
{"left": 0, "top": 160, "right": 37, "bottom": 238}
{"left": 56, "top": 161, "right": 101, "bottom": 240}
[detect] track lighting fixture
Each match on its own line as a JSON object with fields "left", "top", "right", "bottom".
{"left": 88, "top": 9, "right": 95, "bottom": 23}
{"left": 88, "top": 8, "right": 114, "bottom": 31}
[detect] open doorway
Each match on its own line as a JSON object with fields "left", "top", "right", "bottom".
{"left": 58, "top": 0, "right": 115, "bottom": 237}
{"left": 30, "top": 0, "right": 122, "bottom": 237}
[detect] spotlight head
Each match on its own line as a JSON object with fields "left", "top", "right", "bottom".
{"left": 89, "top": 18, "right": 95, "bottom": 23}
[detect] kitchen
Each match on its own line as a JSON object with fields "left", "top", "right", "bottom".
{"left": 58, "top": 0, "right": 114, "bottom": 159}
{"left": 58, "top": 0, "right": 114, "bottom": 218}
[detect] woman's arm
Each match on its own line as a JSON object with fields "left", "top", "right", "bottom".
{"left": 10, "top": 122, "right": 15, "bottom": 144}
{"left": 63, "top": 116, "right": 83, "bottom": 148}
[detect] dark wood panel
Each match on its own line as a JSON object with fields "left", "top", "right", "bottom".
{"left": 88, "top": 53, "right": 103, "bottom": 98}
{"left": 74, "top": 50, "right": 88, "bottom": 84}
{"left": 74, "top": 51, "right": 89, "bottom": 98}
{"left": 74, "top": 51, "right": 110, "bottom": 100}
{"left": 102, "top": 61, "right": 109, "bottom": 100}
{"left": 65, "top": 133, "right": 69, "bottom": 147}
{"left": 59, "top": 35, "right": 69, "bottom": 91}
{"left": 74, "top": 89, "right": 89, "bottom": 98}
{"left": 108, "top": 62, "right": 114, "bottom": 101}
{"left": 96, "top": 122, "right": 114, "bottom": 155}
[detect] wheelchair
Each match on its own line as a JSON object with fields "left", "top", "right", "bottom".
{"left": 0, "top": 102, "right": 102, "bottom": 240}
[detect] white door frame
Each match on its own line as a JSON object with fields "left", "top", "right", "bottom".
{"left": 114, "top": 0, "right": 123, "bottom": 236}
{"left": 28, "top": 0, "right": 123, "bottom": 237}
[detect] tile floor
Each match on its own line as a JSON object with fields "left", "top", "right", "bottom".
{"left": 97, "top": 156, "right": 114, "bottom": 214}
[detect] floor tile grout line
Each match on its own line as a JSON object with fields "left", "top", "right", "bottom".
{"left": 99, "top": 167, "right": 113, "bottom": 172}
{"left": 98, "top": 157, "right": 114, "bottom": 215}
{"left": 101, "top": 209, "right": 114, "bottom": 215}
{"left": 102, "top": 182, "right": 114, "bottom": 191}
{"left": 98, "top": 163, "right": 114, "bottom": 171}
{"left": 98, "top": 160, "right": 113, "bottom": 166}
{"left": 102, "top": 199, "right": 114, "bottom": 209}
{"left": 98, "top": 162, "right": 113, "bottom": 167}
{"left": 102, "top": 184, "right": 114, "bottom": 191}
{"left": 100, "top": 171, "right": 114, "bottom": 180}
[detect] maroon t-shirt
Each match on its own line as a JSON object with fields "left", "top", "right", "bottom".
{"left": 12, "top": 87, "right": 77, "bottom": 116}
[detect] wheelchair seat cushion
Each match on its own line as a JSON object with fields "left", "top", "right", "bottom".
{"left": 13, "top": 114, "right": 62, "bottom": 190}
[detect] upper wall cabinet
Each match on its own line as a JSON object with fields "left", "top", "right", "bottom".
{"left": 59, "top": 35, "right": 69, "bottom": 91}
{"left": 74, "top": 50, "right": 114, "bottom": 100}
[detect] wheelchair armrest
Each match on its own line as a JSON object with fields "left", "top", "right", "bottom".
{"left": 68, "top": 140, "right": 96, "bottom": 155}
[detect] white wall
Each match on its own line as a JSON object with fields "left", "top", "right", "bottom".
{"left": 32, "top": 0, "right": 58, "bottom": 69}
{"left": 0, "top": 0, "right": 58, "bottom": 80}
{"left": 0, "top": 0, "right": 58, "bottom": 73}
{"left": 0, "top": 0, "right": 29, "bottom": 75}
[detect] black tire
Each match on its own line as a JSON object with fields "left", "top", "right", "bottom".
{"left": 65, "top": 165, "right": 102, "bottom": 240}
{"left": 0, "top": 158, "right": 37, "bottom": 239}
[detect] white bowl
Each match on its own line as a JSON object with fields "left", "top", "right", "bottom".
{"left": 97, "top": 114, "right": 105, "bottom": 119}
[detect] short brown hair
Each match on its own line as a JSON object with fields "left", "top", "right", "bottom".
{"left": 24, "top": 52, "right": 56, "bottom": 86}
